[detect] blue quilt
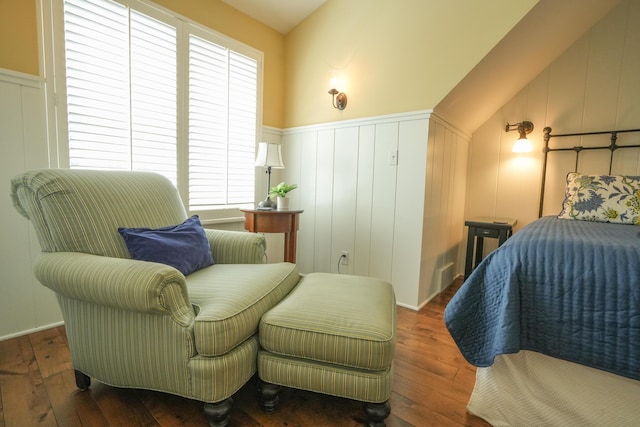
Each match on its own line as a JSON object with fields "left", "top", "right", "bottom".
{"left": 445, "top": 216, "right": 640, "bottom": 380}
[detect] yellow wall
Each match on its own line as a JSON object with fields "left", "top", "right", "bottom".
{"left": 283, "top": 0, "right": 537, "bottom": 128}
{"left": 0, "top": 0, "right": 285, "bottom": 128}
{"left": 0, "top": 0, "right": 39, "bottom": 76}
{"left": 2, "top": 0, "right": 540, "bottom": 129}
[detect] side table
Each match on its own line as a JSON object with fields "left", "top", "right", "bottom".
{"left": 464, "top": 217, "right": 516, "bottom": 278}
{"left": 240, "top": 209, "right": 303, "bottom": 263}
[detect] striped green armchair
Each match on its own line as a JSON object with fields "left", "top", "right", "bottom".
{"left": 11, "top": 169, "right": 300, "bottom": 427}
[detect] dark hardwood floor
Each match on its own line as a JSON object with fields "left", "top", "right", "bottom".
{"left": 0, "top": 278, "right": 489, "bottom": 426}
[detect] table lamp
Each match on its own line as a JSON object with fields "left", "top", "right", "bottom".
{"left": 255, "top": 142, "right": 284, "bottom": 210}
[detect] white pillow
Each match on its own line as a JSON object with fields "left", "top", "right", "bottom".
{"left": 558, "top": 173, "right": 640, "bottom": 224}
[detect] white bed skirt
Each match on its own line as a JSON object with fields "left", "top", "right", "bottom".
{"left": 468, "top": 350, "right": 640, "bottom": 426}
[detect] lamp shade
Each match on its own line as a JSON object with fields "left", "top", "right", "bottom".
{"left": 255, "top": 142, "right": 284, "bottom": 168}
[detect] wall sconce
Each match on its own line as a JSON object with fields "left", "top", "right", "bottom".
{"left": 328, "top": 88, "right": 347, "bottom": 110}
{"left": 506, "top": 121, "right": 534, "bottom": 153}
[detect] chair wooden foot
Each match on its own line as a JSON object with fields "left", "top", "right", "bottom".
{"left": 203, "top": 398, "right": 233, "bottom": 427}
{"left": 363, "top": 400, "right": 390, "bottom": 427}
{"left": 259, "top": 382, "right": 282, "bottom": 413}
{"left": 74, "top": 369, "right": 91, "bottom": 390}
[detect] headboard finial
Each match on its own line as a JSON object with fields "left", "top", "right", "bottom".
{"left": 543, "top": 127, "right": 552, "bottom": 146}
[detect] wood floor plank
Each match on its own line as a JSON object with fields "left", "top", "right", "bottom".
{"left": 0, "top": 382, "right": 4, "bottom": 427}
{"left": 135, "top": 388, "right": 207, "bottom": 427}
{"left": 43, "top": 370, "right": 109, "bottom": 427}
{"left": 0, "top": 277, "right": 490, "bottom": 426}
{"left": 395, "top": 358, "right": 475, "bottom": 407}
{"left": 90, "top": 383, "right": 160, "bottom": 427}
{"left": 388, "top": 390, "right": 478, "bottom": 427}
{"left": 0, "top": 335, "right": 57, "bottom": 426}
{"left": 29, "top": 328, "right": 73, "bottom": 380}
{"left": 395, "top": 337, "right": 462, "bottom": 381}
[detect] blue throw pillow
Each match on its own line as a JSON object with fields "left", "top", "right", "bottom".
{"left": 118, "top": 215, "right": 214, "bottom": 275}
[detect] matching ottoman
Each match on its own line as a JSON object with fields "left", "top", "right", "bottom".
{"left": 257, "top": 272, "right": 397, "bottom": 427}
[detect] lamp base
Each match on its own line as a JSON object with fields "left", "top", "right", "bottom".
{"left": 257, "top": 197, "right": 276, "bottom": 210}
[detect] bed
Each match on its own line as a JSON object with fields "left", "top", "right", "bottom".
{"left": 445, "top": 126, "right": 640, "bottom": 426}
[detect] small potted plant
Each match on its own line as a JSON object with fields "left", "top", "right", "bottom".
{"left": 269, "top": 182, "right": 297, "bottom": 210}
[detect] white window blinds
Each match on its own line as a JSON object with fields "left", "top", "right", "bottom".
{"left": 130, "top": 10, "right": 177, "bottom": 183}
{"left": 63, "top": 0, "right": 131, "bottom": 171}
{"left": 227, "top": 52, "right": 258, "bottom": 205}
{"left": 188, "top": 35, "right": 257, "bottom": 209}
{"left": 58, "top": 0, "right": 260, "bottom": 213}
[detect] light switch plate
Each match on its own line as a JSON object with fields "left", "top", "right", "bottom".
{"left": 389, "top": 150, "right": 398, "bottom": 165}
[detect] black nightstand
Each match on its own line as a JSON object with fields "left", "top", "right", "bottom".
{"left": 464, "top": 217, "right": 516, "bottom": 278}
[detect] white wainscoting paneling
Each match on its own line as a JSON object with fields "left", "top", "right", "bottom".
{"left": 1, "top": 69, "right": 60, "bottom": 341}
{"left": 281, "top": 111, "right": 470, "bottom": 309}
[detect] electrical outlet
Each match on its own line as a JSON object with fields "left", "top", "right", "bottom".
{"left": 340, "top": 251, "right": 349, "bottom": 265}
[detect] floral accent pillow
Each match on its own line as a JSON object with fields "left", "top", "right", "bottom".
{"left": 558, "top": 173, "right": 640, "bottom": 224}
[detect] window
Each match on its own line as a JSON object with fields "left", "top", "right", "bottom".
{"left": 48, "top": 0, "right": 262, "bottom": 218}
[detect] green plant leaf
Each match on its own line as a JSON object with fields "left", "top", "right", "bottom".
{"left": 269, "top": 182, "right": 298, "bottom": 198}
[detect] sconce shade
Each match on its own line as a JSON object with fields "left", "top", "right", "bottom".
{"left": 255, "top": 142, "right": 284, "bottom": 168}
{"left": 506, "top": 121, "right": 534, "bottom": 153}
{"left": 512, "top": 138, "right": 533, "bottom": 153}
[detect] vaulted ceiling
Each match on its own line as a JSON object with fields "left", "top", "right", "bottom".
{"left": 220, "top": 0, "right": 326, "bottom": 34}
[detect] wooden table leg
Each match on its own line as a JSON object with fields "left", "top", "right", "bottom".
{"left": 284, "top": 232, "right": 293, "bottom": 263}
{"left": 464, "top": 227, "right": 475, "bottom": 278}
{"left": 475, "top": 237, "right": 484, "bottom": 269}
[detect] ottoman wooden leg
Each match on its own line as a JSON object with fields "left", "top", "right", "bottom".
{"left": 259, "top": 382, "right": 282, "bottom": 413}
{"left": 363, "top": 400, "right": 391, "bottom": 427}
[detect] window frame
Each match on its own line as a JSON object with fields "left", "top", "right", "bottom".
{"left": 41, "top": 0, "right": 264, "bottom": 223}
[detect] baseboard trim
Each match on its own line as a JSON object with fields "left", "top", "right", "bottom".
{"left": 0, "top": 321, "right": 65, "bottom": 342}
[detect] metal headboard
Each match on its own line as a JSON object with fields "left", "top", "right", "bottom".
{"left": 538, "top": 127, "right": 640, "bottom": 217}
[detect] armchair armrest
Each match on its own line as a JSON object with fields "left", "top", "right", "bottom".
{"left": 204, "top": 229, "right": 266, "bottom": 264}
{"left": 34, "top": 252, "right": 194, "bottom": 327}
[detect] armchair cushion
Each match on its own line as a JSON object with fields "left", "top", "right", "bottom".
{"left": 188, "top": 262, "right": 299, "bottom": 357}
{"left": 118, "top": 215, "right": 214, "bottom": 275}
